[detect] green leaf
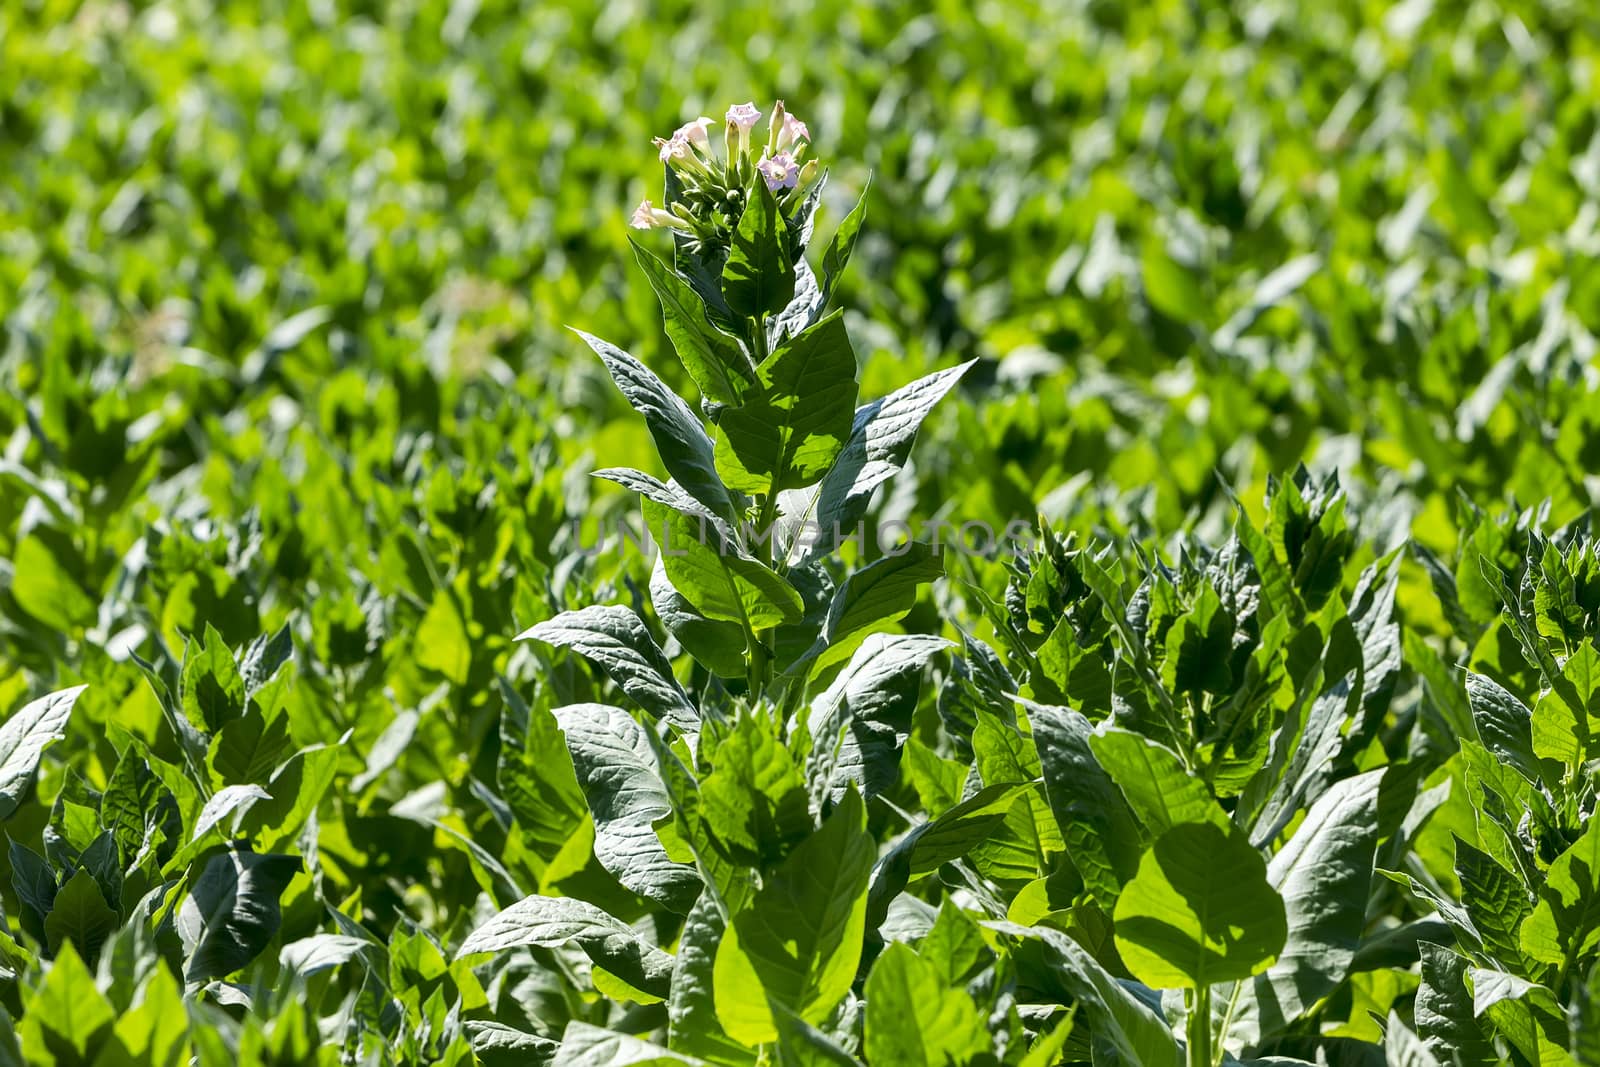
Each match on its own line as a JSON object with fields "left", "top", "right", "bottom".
{"left": 554, "top": 703, "right": 701, "bottom": 912}
{"left": 17, "top": 943, "right": 115, "bottom": 1064}
{"left": 987, "top": 921, "right": 1182, "bottom": 1067}
{"left": 553, "top": 1021, "right": 704, "bottom": 1066}
{"left": 1416, "top": 942, "right": 1496, "bottom": 1066}
{"left": 278, "top": 934, "right": 370, "bottom": 978}
{"left": 667, "top": 892, "right": 746, "bottom": 1063}
{"left": 1089, "top": 726, "right": 1226, "bottom": 834}
{"left": 578, "top": 329, "right": 737, "bottom": 521}
{"left": 1215, "top": 771, "right": 1383, "bottom": 1048}
{"left": 632, "top": 239, "right": 752, "bottom": 405}
{"left": 806, "top": 634, "right": 951, "bottom": 806}
{"left": 416, "top": 590, "right": 471, "bottom": 685}
{"left": 522, "top": 606, "right": 698, "bottom": 731}
{"left": 811, "top": 544, "right": 943, "bottom": 672}
{"left": 1455, "top": 837, "right": 1532, "bottom": 969}
{"left": 1026, "top": 700, "right": 1144, "bottom": 906}
{"left": 819, "top": 178, "right": 870, "bottom": 303}
{"left": 0, "top": 685, "right": 85, "bottom": 820}
{"left": 1141, "top": 232, "right": 1209, "bottom": 324}
{"left": 722, "top": 179, "right": 795, "bottom": 319}
{"left": 1521, "top": 818, "right": 1600, "bottom": 969}
{"left": 180, "top": 626, "right": 245, "bottom": 733}
{"left": 456, "top": 894, "right": 676, "bottom": 1001}
{"left": 1113, "top": 821, "right": 1287, "bottom": 989}
{"left": 1464, "top": 672, "right": 1541, "bottom": 783}
{"left": 1532, "top": 639, "right": 1600, "bottom": 768}
{"left": 862, "top": 942, "right": 991, "bottom": 1066}
{"left": 650, "top": 556, "right": 748, "bottom": 678}
{"left": 99, "top": 749, "right": 181, "bottom": 872}
{"left": 603, "top": 470, "right": 802, "bottom": 628}
{"left": 715, "top": 311, "right": 858, "bottom": 494}
{"left": 42, "top": 869, "right": 118, "bottom": 964}
{"left": 176, "top": 850, "right": 300, "bottom": 982}
{"left": 798, "top": 361, "right": 976, "bottom": 562}
{"left": 698, "top": 714, "right": 811, "bottom": 867}
{"left": 206, "top": 706, "right": 291, "bottom": 787}
{"left": 865, "top": 783, "right": 1029, "bottom": 938}
{"left": 10, "top": 532, "right": 97, "bottom": 633}
{"left": 713, "top": 789, "right": 874, "bottom": 1046}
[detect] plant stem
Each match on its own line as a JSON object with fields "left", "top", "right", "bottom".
{"left": 1189, "top": 984, "right": 1213, "bottom": 1067}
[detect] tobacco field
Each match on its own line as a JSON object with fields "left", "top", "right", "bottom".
{"left": 4, "top": 0, "right": 1600, "bottom": 1063}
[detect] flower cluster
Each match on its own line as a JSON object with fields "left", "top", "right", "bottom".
{"left": 630, "top": 100, "right": 820, "bottom": 252}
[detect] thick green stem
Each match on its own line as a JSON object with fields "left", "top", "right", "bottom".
{"left": 1188, "top": 984, "right": 1213, "bottom": 1067}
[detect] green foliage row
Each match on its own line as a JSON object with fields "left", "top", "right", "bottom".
{"left": 5, "top": 0, "right": 1600, "bottom": 1064}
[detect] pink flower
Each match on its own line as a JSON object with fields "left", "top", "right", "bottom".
{"left": 629, "top": 199, "right": 687, "bottom": 230}
{"left": 777, "top": 112, "right": 810, "bottom": 150}
{"left": 674, "top": 117, "right": 715, "bottom": 151}
{"left": 725, "top": 102, "right": 762, "bottom": 130}
{"left": 758, "top": 153, "right": 800, "bottom": 191}
{"left": 655, "top": 136, "right": 693, "bottom": 164}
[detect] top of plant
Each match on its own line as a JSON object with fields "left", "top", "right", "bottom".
{"left": 630, "top": 100, "right": 819, "bottom": 259}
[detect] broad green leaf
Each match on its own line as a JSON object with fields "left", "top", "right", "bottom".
{"left": 668, "top": 892, "right": 746, "bottom": 1063}
{"left": 1415, "top": 942, "right": 1496, "bottom": 1066}
{"left": 1215, "top": 771, "right": 1382, "bottom": 1048}
{"left": 862, "top": 943, "right": 991, "bottom": 1066}
{"left": 1455, "top": 837, "right": 1532, "bottom": 969}
{"left": 722, "top": 178, "right": 794, "bottom": 319}
{"left": 179, "top": 626, "right": 245, "bottom": 734}
{"left": 522, "top": 606, "right": 698, "bottom": 730}
{"left": 819, "top": 178, "right": 870, "bottom": 302}
{"left": 602, "top": 469, "right": 802, "bottom": 628}
{"left": 987, "top": 921, "right": 1182, "bottom": 1067}
{"left": 1026, "top": 700, "right": 1144, "bottom": 906}
{"left": 715, "top": 311, "right": 858, "bottom": 493}
{"left": 109, "top": 965, "right": 187, "bottom": 1066}
{"left": 812, "top": 544, "right": 943, "bottom": 671}
{"left": 1469, "top": 967, "right": 1572, "bottom": 1065}
{"left": 577, "top": 329, "right": 736, "bottom": 521}
{"left": 0, "top": 686, "right": 85, "bottom": 819}
{"left": 917, "top": 900, "right": 990, "bottom": 986}
{"left": 1532, "top": 639, "right": 1600, "bottom": 769}
{"left": 456, "top": 894, "right": 676, "bottom": 1001}
{"left": 1089, "top": 726, "right": 1226, "bottom": 834}
{"left": 1113, "top": 821, "right": 1287, "bottom": 990}
{"left": 10, "top": 533, "right": 97, "bottom": 633}
{"left": 1464, "top": 672, "right": 1540, "bottom": 783}
{"left": 100, "top": 748, "right": 182, "bottom": 872}
{"left": 469, "top": 1023, "right": 560, "bottom": 1067}
{"left": 42, "top": 869, "right": 118, "bottom": 964}
{"left": 1521, "top": 818, "right": 1600, "bottom": 969}
{"left": 416, "top": 590, "right": 471, "bottom": 685}
{"left": 1141, "top": 232, "right": 1208, "bottom": 324}
{"left": 712, "top": 790, "right": 874, "bottom": 1046}
{"left": 865, "top": 782, "right": 1032, "bottom": 936}
{"left": 796, "top": 361, "right": 976, "bottom": 562}
{"left": 278, "top": 934, "right": 370, "bottom": 978}
{"left": 553, "top": 1021, "right": 704, "bottom": 1066}
{"left": 497, "top": 682, "right": 588, "bottom": 858}
{"left": 206, "top": 708, "right": 290, "bottom": 787}
{"left": 770, "top": 1004, "right": 864, "bottom": 1067}
{"left": 806, "top": 633, "right": 951, "bottom": 806}
{"left": 17, "top": 944, "right": 115, "bottom": 1064}
{"left": 650, "top": 556, "right": 748, "bottom": 678}
{"left": 632, "top": 239, "right": 752, "bottom": 405}
{"left": 554, "top": 704, "right": 701, "bottom": 912}
{"left": 176, "top": 850, "right": 300, "bottom": 982}
{"left": 698, "top": 714, "right": 811, "bottom": 867}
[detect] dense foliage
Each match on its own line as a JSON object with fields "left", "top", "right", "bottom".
{"left": 6, "top": 0, "right": 1600, "bottom": 1064}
